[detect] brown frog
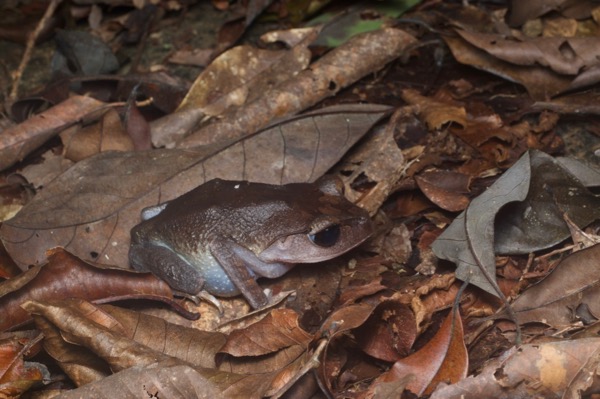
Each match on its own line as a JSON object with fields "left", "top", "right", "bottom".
{"left": 129, "top": 176, "right": 373, "bottom": 308}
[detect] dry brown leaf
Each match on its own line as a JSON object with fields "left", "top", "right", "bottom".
{"left": 60, "top": 108, "right": 134, "bottom": 162}
{"left": 355, "top": 300, "right": 417, "bottom": 362}
{"left": 415, "top": 170, "right": 472, "bottom": 212}
{"left": 33, "top": 301, "right": 226, "bottom": 386}
{"left": 219, "top": 309, "right": 311, "bottom": 358}
{"left": 508, "top": 243, "right": 600, "bottom": 327}
{"left": 179, "top": 27, "right": 416, "bottom": 148}
{"left": 371, "top": 309, "right": 468, "bottom": 396}
{"left": 430, "top": 338, "right": 600, "bottom": 398}
{"left": 23, "top": 299, "right": 276, "bottom": 398}
{"left": 0, "top": 96, "right": 106, "bottom": 170}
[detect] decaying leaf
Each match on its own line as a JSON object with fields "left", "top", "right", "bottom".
{"left": 0, "top": 96, "right": 106, "bottom": 171}
{"left": 354, "top": 300, "right": 417, "bottom": 362}
{"left": 506, "top": 0, "right": 598, "bottom": 27}
{"left": 0, "top": 333, "right": 47, "bottom": 397}
{"left": 32, "top": 300, "right": 227, "bottom": 387}
{"left": 444, "top": 28, "right": 600, "bottom": 100}
{"left": 432, "top": 150, "right": 600, "bottom": 297}
{"left": 177, "top": 28, "right": 317, "bottom": 115}
{"left": 60, "top": 108, "right": 134, "bottom": 162}
{"left": 430, "top": 338, "right": 600, "bottom": 398}
{"left": 23, "top": 299, "right": 276, "bottom": 398}
{"left": 369, "top": 309, "right": 468, "bottom": 396}
{"left": 179, "top": 28, "right": 415, "bottom": 148}
{"left": 507, "top": 243, "right": 600, "bottom": 327}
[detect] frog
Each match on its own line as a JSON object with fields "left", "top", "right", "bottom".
{"left": 129, "top": 176, "right": 373, "bottom": 309}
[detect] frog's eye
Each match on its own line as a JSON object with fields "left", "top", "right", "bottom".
{"left": 308, "top": 224, "right": 340, "bottom": 247}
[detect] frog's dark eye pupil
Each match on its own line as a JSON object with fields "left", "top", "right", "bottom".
{"left": 309, "top": 225, "right": 340, "bottom": 247}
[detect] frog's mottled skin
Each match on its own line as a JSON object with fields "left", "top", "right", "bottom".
{"left": 129, "top": 177, "right": 372, "bottom": 308}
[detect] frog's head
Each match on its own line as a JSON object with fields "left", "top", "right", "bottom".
{"left": 258, "top": 176, "right": 373, "bottom": 264}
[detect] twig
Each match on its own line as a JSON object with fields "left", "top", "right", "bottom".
{"left": 9, "top": 0, "right": 63, "bottom": 101}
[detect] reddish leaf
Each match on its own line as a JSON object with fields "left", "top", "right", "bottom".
{"left": 372, "top": 309, "right": 468, "bottom": 396}
{"left": 0, "top": 333, "right": 46, "bottom": 397}
{"left": 415, "top": 170, "right": 472, "bottom": 212}
{"left": 219, "top": 309, "right": 311, "bottom": 358}
{"left": 0, "top": 248, "right": 194, "bottom": 331}
{"left": 355, "top": 300, "right": 417, "bottom": 362}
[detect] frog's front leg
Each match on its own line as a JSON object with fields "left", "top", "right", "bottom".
{"left": 210, "top": 238, "right": 291, "bottom": 309}
{"left": 129, "top": 242, "right": 205, "bottom": 294}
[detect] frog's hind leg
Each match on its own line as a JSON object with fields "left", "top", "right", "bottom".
{"left": 129, "top": 242, "right": 205, "bottom": 295}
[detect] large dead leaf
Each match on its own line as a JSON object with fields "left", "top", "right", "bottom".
{"left": 1, "top": 104, "right": 390, "bottom": 269}
{"left": 33, "top": 301, "right": 226, "bottom": 387}
{"left": 22, "top": 299, "right": 278, "bottom": 398}
{"left": 506, "top": 0, "right": 597, "bottom": 27}
{"left": 368, "top": 309, "right": 468, "bottom": 396}
{"left": 153, "top": 27, "right": 318, "bottom": 147}
{"left": 432, "top": 150, "right": 600, "bottom": 297}
{"left": 508, "top": 243, "right": 600, "bottom": 327}
{"left": 217, "top": 309, "right": 311, "bottom": 379}
{"left": 444, "top": 28, "right": 600, "bottom": 100}
{"left": 430, "top": 338, "right": 600, "bottom": 398}
{"left": 179, "top": 27, "right": 416, "bottom": 148}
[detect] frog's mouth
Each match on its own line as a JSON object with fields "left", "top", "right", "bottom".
{"left": 258, "top": 217, "right": 373, "bottom": 264}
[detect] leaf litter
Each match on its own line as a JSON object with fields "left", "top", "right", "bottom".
{"left": 2, "top": 0, "right": 600, "bottom": 398}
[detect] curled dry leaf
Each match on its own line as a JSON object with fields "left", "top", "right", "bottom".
{"left": 339, "top": 107, "right": 407, "bottom": 215}
{"left": 217, "top": 309, "right": 311, "bottom": 376}
{"left": 0, "top": 334, "right": 47, "bottom": 397}
{"left": 23, "top": 299, "right": 276, "bottom": 399}
{"left": 0, "top": 95, "right": 106, "bottom": 171}
{"left": 1, "top": 104, "right": 390, "bottom": 269}
{"left": 0, "top": 248, "right": 194, "bottom": 332}
{"left": 444, "top": 29, "right": 600, "bottom": 100}
{"left": 506, "top": 0, "right": 597, "bottom": 27}
{"left": 32, "top": 300, "right": 226, "bottom": 387}
{"left": 33, "top": 314, "right": 112, "bottom": 386}
{"left": 456, "top": 31, "right": 600, "bottom": 76}
{"left": 370, "top": 309, "right": 468, "bottom": 397}
{"left": 354, "top": 300, "right": 417, "bottom": 362}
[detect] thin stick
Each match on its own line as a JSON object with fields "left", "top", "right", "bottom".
{"left": 9, "top": 0, "right": 63, "bottom": 101}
